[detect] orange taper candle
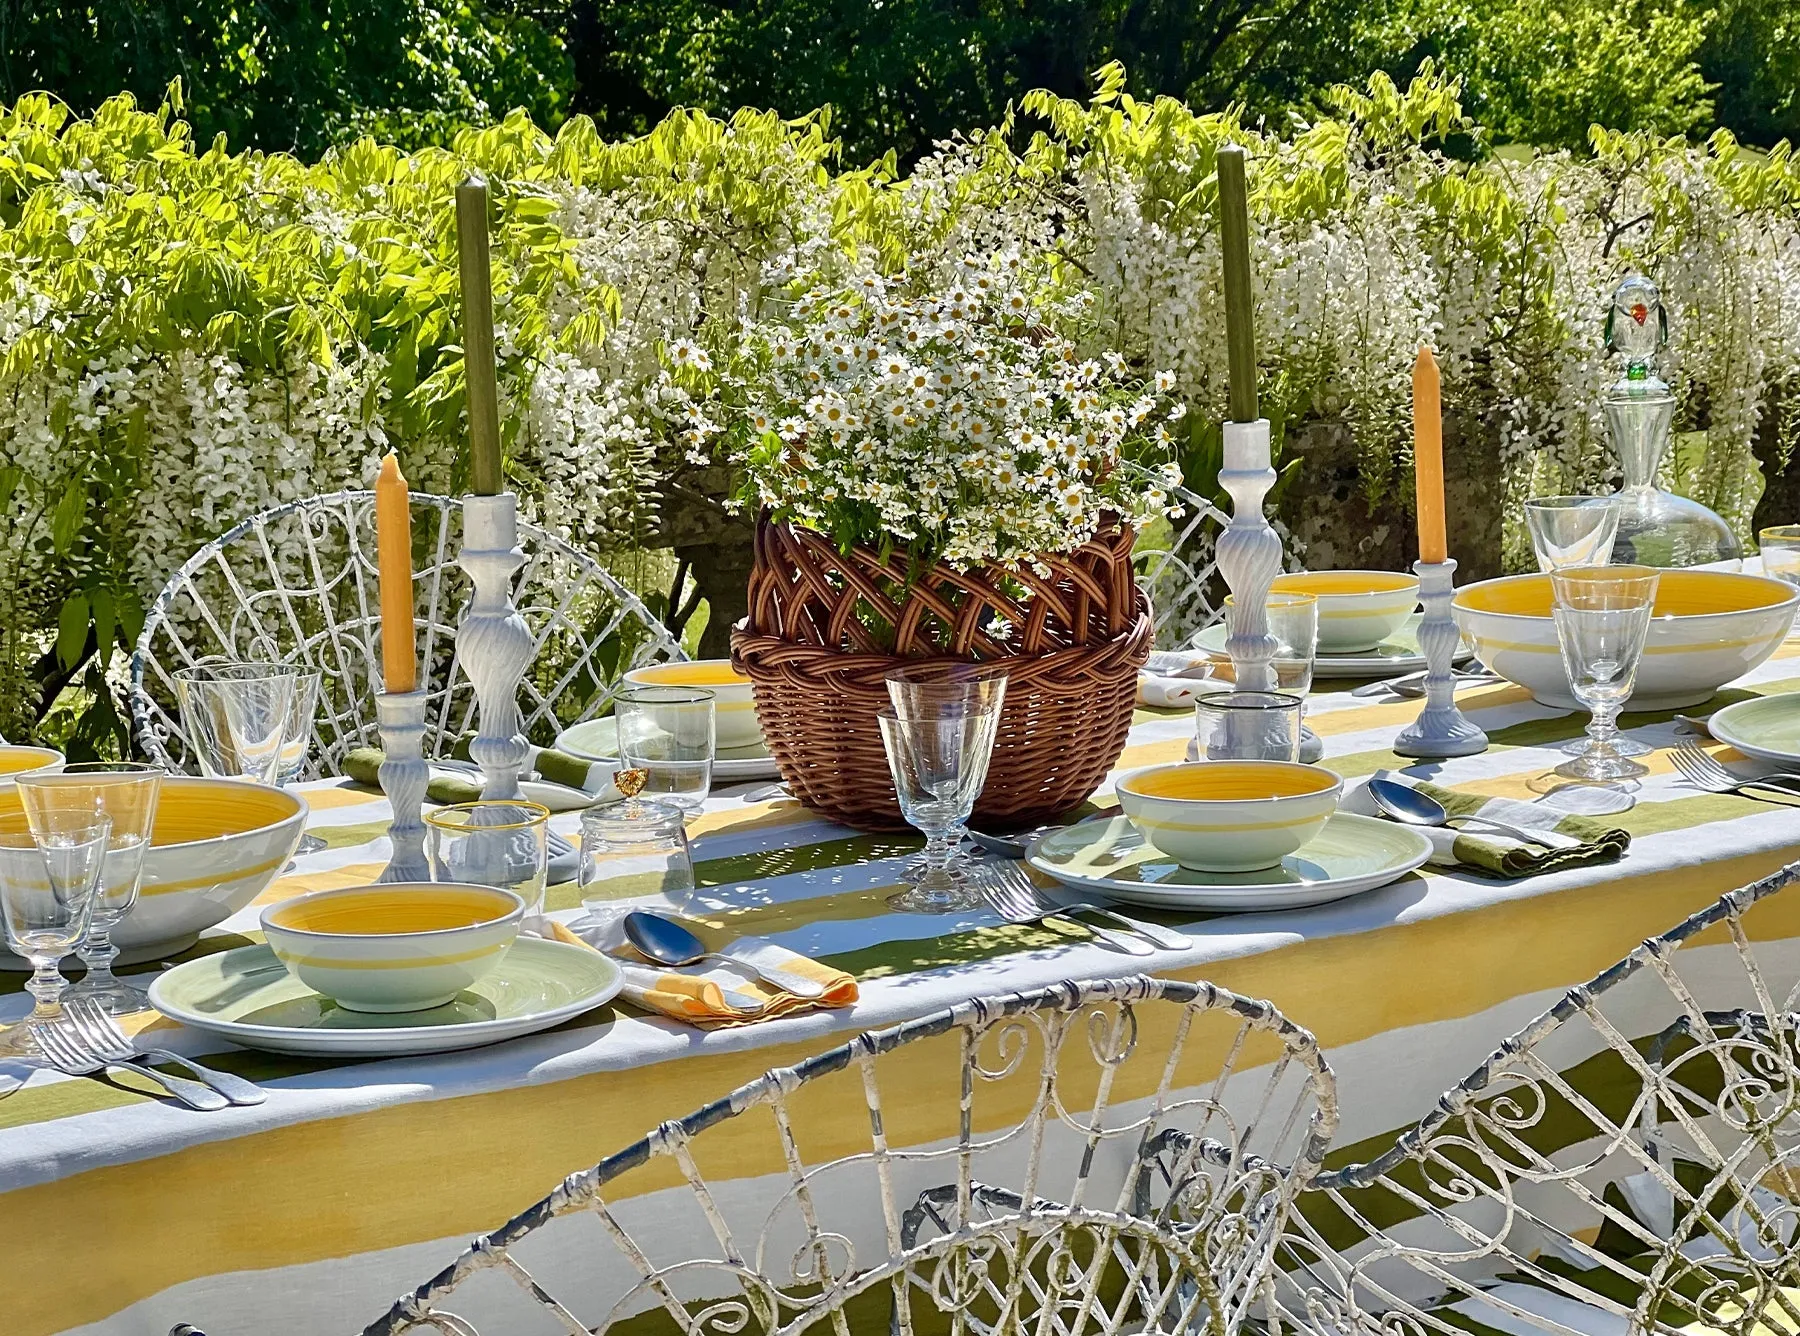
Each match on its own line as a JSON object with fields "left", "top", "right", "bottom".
{"left": 375, "top": 453, "right": 417, "bottom": 694}
{"left": 1412, "top": 345, "right": 1447, "bottom": 565}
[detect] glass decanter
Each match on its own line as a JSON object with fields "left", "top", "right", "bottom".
{"left": 1602, "top": 273, "right": 1742, "bottom": 568}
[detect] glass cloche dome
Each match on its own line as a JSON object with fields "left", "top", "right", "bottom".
{"left": 1602, "top": 273, "right": 1742, "bottom": 568}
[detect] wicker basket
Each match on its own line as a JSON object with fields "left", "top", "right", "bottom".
{"left": 731, "top": 516, "right": 1151, "bottom": 832}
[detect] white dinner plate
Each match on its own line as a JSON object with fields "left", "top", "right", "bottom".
{"left": 556, "top": 718, "right": 783, "bottom": 782}
{"left": 1191, "top": 612, "right": 1473, "bottom": 677}
{"left": 1025, "top": 812, "right": 1432, "bottom": 911}
{"left": 148, "top": 937, "right": 623, "bottom": 1057}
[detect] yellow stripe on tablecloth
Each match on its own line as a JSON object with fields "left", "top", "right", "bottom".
{"left": 12, "top": 841, "right": 1800, "bottom": 1336}
{"left": 251, "top": 862, "right": 388, "bottom": 906}
{"left": 302, "top": 785, "right": 390, "bottom": 811}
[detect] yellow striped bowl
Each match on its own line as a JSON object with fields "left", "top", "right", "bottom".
{"left": 261, "top": 883, "right": 524, "bottom": 1013}
{"left": 1452, "top": 570, "right": 1799, "bottom": 710}
{"left": 0, "top": 745, "right": 63, "bottom": 793}
{"left": 624, "top": 659, "right": 762, "bottom": 749}
{"left": 1272, "top": 571, "right": 1421, "bottom": 653}
{"left": 0, "top": 775, "right": 306, "bottom": 962}
{"left": 1114, "top": 761, "right": 1343, "bottom": 872}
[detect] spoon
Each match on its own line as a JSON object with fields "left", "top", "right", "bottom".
{"left": 1366, "top": 778, "right": 1564, "bottom": 848}
{"left": 623, "top": 911, "right": 826, "bottom": 1000}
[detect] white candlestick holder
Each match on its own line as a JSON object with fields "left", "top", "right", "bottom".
{"left": 376, "top": 688, "right": 430, "bottom": 882}
{"left": 1215, "top": 418, "right": 1314, "bottom": 759}
{"left": 457, "top": 492, "right": 534, "bottom": 802}
{"left": 1393, "top": 557, "right": 1488, "bottom": 759}
{"left": 1218, "top": 420, "right": 1281, "bottom": 693}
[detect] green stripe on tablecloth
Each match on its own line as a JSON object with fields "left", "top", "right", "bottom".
{"left": 543, "top": 832, "right": 923, "bottom": 912}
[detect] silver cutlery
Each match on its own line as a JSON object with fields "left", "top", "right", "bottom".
{"left": 1669, "top": 742, "right": 1800, "bottom": 802}
{"left": 32, "top": 1017, "right": 228, "bottom": 1111}
{"left": 975, "top": 861, "right": 1172, "bottom": 955}
{"left": 622, "top": 911, "right": 824, "bottom": 1000}
{"left": 1366, "top": 776, "right": 1569, "bottom": 847}
{"left": 63, "top": 997, "right": 267, "bottom": 1106}
{"left": 1674, "top": 713, "right": 1713, "bottom": 737}
{"left": 1350, "top": 668, "right": 1501, "bottom": 698}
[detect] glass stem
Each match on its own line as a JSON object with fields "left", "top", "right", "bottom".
{"left": 920, "top": 829, "right": 957, "bottom": 882}
{"left": 78, "top": 928, "right": 119, "bottom": 985}
{"left": 1587, "top": 703, "right": 1622, "bottom": 755}
{"left": 24, "top": 956, "right": 64, "bottom": 1022}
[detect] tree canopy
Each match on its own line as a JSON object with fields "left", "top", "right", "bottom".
{"left": 2, "top": 0, "right": 1798, "bottom": 165}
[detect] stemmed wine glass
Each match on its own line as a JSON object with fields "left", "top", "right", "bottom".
{"left": 1524, "top": 496, "right": 1622, "bottom": 572}
{"left": 879, "top": 665, "right": 1008, "bottom": 913}
{"left": 16, "top": 763, "right": 162, "bottom": 1015}
{"left": 0, "top": 810, "right": 111, "bottom": 1057}
{"left": 175, "top": 661, "right": 326, "bottom": 853}
{"left": 1550, "top": 564, "right": 1660, "bottom": 784}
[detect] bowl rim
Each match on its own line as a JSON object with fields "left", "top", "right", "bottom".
{"left": 1272, "top": 570, "right": 1422, "bottom": 600}
{"left": 261, "top": 881, "right": 525, "bottom": 943}
{"left": 148, "top": 775, "right": 307, "bottom": 852}
{"left": 1452, "top": 570, "right": 1800, "bottom": 628}
{"left": 1115, "top": 760, "right": 1343, "bottom": 804}
{"left": 624, "top": 658, "right": 753, "bottom": 686}
{"left": 0, "top": 744, "right": 64, "bottom": 766}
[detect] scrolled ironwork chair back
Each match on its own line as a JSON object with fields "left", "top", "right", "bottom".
{"left": 1271, "top": 861, "right": 1800, "bottom": 1336}
{"left": 365, "top": 975, "right": 1338, "bottom": 1336}
{"left": 1131, "top": 474, "right": 1229, "bottom": 649}
{"left": 128, "top": 489, "right": 682, "bottom": 777}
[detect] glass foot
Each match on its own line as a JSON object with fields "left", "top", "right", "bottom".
{"left": 0, "top": 1023, "right": 38, "bottom": 1059}
{"left": 64, "top": 973, "right": 152, "bottom": 1015}
{"left": 887, "top": 857, "right": 983, "bottom": 914}
{"left": 1555, "top": 750, "right": 1647, "bottom": 783}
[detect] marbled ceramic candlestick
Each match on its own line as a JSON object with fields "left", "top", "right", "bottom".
{"left": 456, "top": 492, "right": 533, "bottom": 802}
{"left": 376, "top": 688, "right": 429, "bottom": 881}
{"left": 1393, "top": 557, "right": 1488, "bottom": 758}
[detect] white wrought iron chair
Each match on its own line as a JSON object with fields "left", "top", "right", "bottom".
{"left": 355, "top": 975, "right": 1338, "bottom": 1336}
{"left": 1131, "top": 473, "right": 1229, "bottom": 649}
{"left": 1269, "top": 860, "right": 1800, "bottom": 1336}
{"left": 128, "top": 490, "right": 683, "bottom": 778}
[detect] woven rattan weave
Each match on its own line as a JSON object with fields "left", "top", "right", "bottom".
{"left": 732, "top": 516, "right": 1152, "bottom": 831}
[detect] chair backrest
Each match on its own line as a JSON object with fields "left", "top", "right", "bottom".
{"left": 1132, "top": 477, "right": 1229, "bottom": 649}
{"left": 1270, "top": 860, "right": 1800, "bottom": 1336}
{"left": 128, "top": 490, "right": 683, "bottom": 778}
{"left": 365, "top": 975, "right": 1338, "bottom": 1336}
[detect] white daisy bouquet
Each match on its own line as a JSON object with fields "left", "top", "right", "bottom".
{"left": 667, "top": 249, "right": 1183, "bottom": 572}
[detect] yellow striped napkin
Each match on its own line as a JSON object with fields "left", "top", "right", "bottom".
{"left": 538, "top": 919, "right": 857, "bottom": 1030}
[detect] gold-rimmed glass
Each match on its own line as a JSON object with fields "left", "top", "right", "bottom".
{"left": 424, "top": 800, "right": 552, "bottom": 917}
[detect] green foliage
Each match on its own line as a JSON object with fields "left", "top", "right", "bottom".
{"left": 1395, "top": 0, "right": 1716, "bottom": 147}
{"left": 0, "top": 0, "right": 571, "bottom": 157}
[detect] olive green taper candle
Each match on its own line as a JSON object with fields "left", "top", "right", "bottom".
{"left": 455, "top": 177, "right": 504, "bottom": 497}
{"left": 1216, "top": 144, "right": 1259, "bottom": 425}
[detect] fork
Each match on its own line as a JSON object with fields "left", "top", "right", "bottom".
{"left": 974, "top": 862, "right": 1162, "bottom": 956}
{"left": 31, "top": 1016, "right": 228, "bottom": 1111}
{"left": 1353, "top": 669, "right": 1504, "bottom": 702}
{"left": 1668, "top": 741, "right": 1800, "bottom": 802}
{"left": 62, "top": 997, "right": 267, "bottom": 1106}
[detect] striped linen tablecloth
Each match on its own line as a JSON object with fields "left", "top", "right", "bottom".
{"left": 11, "top": 643, "right": 1800, "bottom": 1335}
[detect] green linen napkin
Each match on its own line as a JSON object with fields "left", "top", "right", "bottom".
{"left": 1345, "top": 769, "right": 1629, "bottom": 878}
{"left": 343, "top": 747, "right": 482, "bottom": 804}
{"left": 443, "top": 735, "right": 603, "bottom": 792}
